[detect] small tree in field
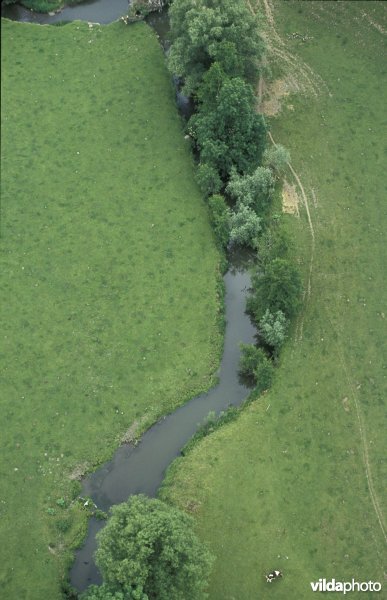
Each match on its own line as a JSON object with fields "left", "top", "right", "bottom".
{"left": 263, "top": 144, "right": 290, "bottom": 178}
{"left": 81, "top": 495, "right": 213, "bottom": 600}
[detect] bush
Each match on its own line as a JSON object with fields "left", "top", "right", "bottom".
{"left": 253, "top": 351, "right": 274, "bottom": 392}
{"left": 196, "top": 163, "right": 222, "bottom": 197}
{"left": 229, "top": 204, "right": 261, "bottom": 249}
{"left": 208, "top": 194, "right": 231, "bottom": 249}
{"left": 263, "top": 144, "right": 290, "bottom": 178}
{"left": 239, "top": 344, "right": 274, "bottom": 391}
{"left": 226, "top": 166, "right": 275, "bottom": 213}
{"left": 259, "top": 309, "right": 287, "bottom": 354}
{"left": 256, "top": 225, "right": 291, "bottom": 267}
{"left": 81, "top": 495, "right": 214, "bottom": 600}
{"left": 248, "top": 258, "right": 302, "bottom": 321}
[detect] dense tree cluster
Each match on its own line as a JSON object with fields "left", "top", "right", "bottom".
{"left": 169, "top": 0, "right": 302, "bottom": 391}
{"left": 168, "top": 0, "right": 264, "bottom": 96}
{"left": 81, "top": 495, "right": 213, "bottom": 600}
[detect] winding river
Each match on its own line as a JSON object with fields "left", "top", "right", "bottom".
{"left": 2, "top": 1, "right": 257, "bottom": 592}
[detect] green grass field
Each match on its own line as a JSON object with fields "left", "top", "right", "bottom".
{"left": 0, "top": 19, "right": 221, "bottom": 599}
{"left": 161, "top": 2, "right": 387, "bottom": 598}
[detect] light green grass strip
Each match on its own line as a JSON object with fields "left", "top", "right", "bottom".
{"left": 1, "top": 18, "right": 221, "bottom": 599}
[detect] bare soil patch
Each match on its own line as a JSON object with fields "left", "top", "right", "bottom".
{"left": 282, "top": 179, "right": 300, "bottom": 216}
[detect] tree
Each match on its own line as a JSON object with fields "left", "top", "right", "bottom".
{"left": 248, "top": 258, "right": 302, "bottom": 321}
{"left": 196, "top": 162, "right": 222, "bottom": 197}
{"left": 208, "top": 194, "right": 231, "bottom": 249}
{"left": 229, "top": 204, "right": 261, "bottom": 249}
{"left": 189, "top": 76, "right": 267, "bottom": 179}
{"left": 256, "top": 225, "right": 291, "bottom": 268}
{"left": 168, "top": 0, "right": 265, "bottom": 96}
{"left": 226, "top": 166, "right": 274, "bottom": 214}
{"left": 263, "top": 144, "right": 290, "bottom": 178}
{"left": 239, "top": 344, "right": 274, "bottom": 391}
{"left": 259, "top": 309, "right": 287, "bottom": 355}
{"left": 81, "top": 495, "right": 213, "bottom": 600}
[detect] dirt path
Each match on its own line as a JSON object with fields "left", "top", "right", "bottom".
{"left": 268, "top": 131, "right": 315, "bottom": 343}
{"left": 253, "top": 0, "right": 329, "bottom": 99}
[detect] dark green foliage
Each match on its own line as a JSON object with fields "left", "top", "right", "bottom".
{"left": 253, "top": 351, "right": 274, "bottom": 393}
{"left": 239, "top": 344, "right": 263, "bottom": 379}
{"left": 168, "top": 0, "right": 265, "bottom": 96}
{"left": 239, "top": 344, "right": 273, "bottom": 391}
{"left": 208, "top": 194, "right": 231, "bottom": 249}
{"left": 196, "top": 163, "right": 222, "bottom": 197}
{"left": 81, "top": 587, "right": 125, "bottom": 600}
{"left": 189, "top": 77, "right": 267, "bottom": 180}
{"left": 257, "top": 225, "right": 292, "bottom": 267}
{"left": 248, "top": 258, "right": 302, "bottom": 322}
{"left": 82, "top": 495, "right": 214, "bottom": 600}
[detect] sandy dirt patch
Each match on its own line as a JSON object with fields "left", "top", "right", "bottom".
{"left": 282, "top": 179, "right": 300, "bottom": 216}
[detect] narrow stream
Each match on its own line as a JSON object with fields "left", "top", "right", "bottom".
{"left": 71, "top": 260, "right": 255, "bottom": 590}
{"left": 2, "top": 2, "right": 257, "bottom": 593}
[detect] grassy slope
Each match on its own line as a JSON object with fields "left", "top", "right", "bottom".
{"left": 0, "top": 19, "right": 221, "bottom": 599}
{"left": 161, "top": 2, "right": 386, "bottom": 598}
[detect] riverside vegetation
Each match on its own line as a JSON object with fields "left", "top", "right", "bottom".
{"left": 78, "top": 0, "right": 302, "bottom": 597}
{"left": 161, "top": 1, "right": 387, "bottom": 598}
{"left": 1, "top": 17, "right": 222, "bottom": 599}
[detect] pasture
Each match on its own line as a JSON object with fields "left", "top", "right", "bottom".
{"left": 0, "top": 18, "right": 221, "bottom": 599}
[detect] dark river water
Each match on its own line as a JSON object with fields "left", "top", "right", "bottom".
{"left": 2, "top": 1, "right": 257, "bottom": 592}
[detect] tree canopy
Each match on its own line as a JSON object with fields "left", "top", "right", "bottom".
{"left": 168, "top": 0, "right": 265, "bottom": 96}
{"left": 81, "top": 495, "right": 213, "bottom": 600}
{"left": 189, "top": 76, "right": 267, "bottom": 179}
{"left": 248, "top": 258, "right": 302, "bottom": 321}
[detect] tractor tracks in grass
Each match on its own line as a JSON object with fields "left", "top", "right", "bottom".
{"left": 253, "top": 0, "right": 330, "bottom": 100}
{"left": 325, "top": 310, "right": 387, "bottom": 546}
{"left": 259, "top": 1, "right": 387, "bottom": 549}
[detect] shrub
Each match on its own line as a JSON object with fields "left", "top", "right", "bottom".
{"left": 229, "top": 204, "right": 261, "bottom": 249}
{"left": 259, "top": 309, "right": 287, "bottom": 354}
{"left": 239, "top": 344, "right": 274, "bottom": 391}
{"left": 263, "top": 144, "right": 290, "bottom": 178}
{"left": 226, "top": 166, "right": 275, "bottom": 213}
{"left": 253, "top": 351, "right": 274, "bottom": 392}
{"left": 248, "top": 258, "right": 302, "bottom": 321}
{"left": 196, "top": 163, "right": 222, "bottom": 197}
{"left": 256, "top": 225, "right": 291, "bottom": 267}
{"left": 208, "top": 194, "right": 231, "bottom": 249}
{"left": 81, "top": 495, "right": 214, "bottom": 600}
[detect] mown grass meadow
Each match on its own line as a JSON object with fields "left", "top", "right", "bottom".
{"left": 161, "top": 2, "right": 386, "bottom": 598}
{"left": 1, "top": 18, "right": 221, "bottom": 599}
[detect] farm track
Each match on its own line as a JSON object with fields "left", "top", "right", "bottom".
{"left": 253, "top": 0, "right": 386, "bottom": 548}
